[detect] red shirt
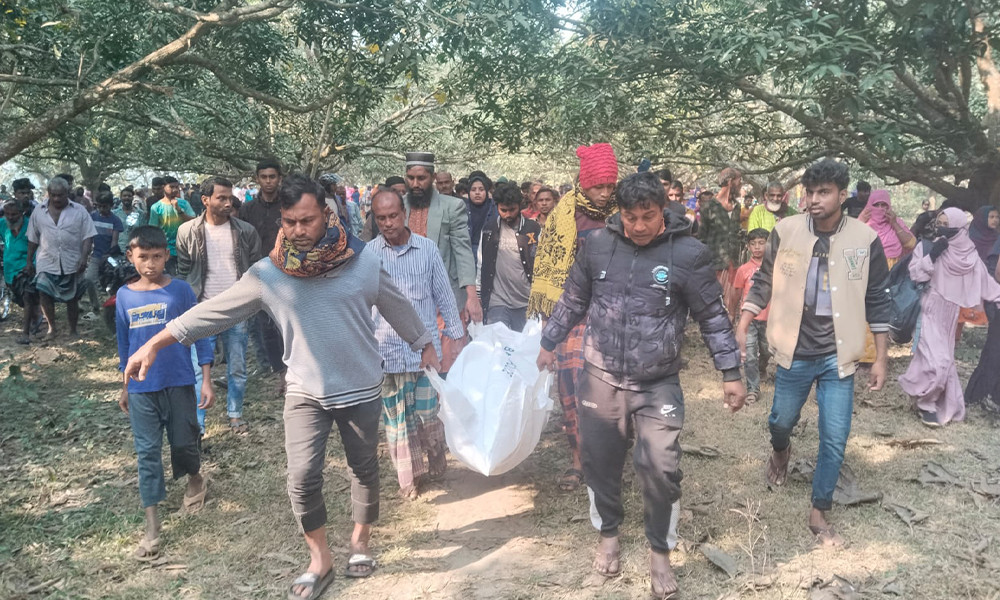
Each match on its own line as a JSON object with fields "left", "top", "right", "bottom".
{"left": 734, "top": 258, "right": 769, "bottom": 321}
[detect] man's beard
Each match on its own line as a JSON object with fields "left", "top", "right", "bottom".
{"left": 409, "top": 186, "right": 433, "bottom": 209}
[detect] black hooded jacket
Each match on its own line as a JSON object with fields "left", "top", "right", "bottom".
{"left": 540, "top": 209, "right": 742, "bottom": 390}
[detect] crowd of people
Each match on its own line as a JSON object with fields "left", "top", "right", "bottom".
{"left": 1, "top": 147, "right": 999, "bottom": 600}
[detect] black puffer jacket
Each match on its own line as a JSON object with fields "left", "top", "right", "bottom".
{"left": 541, "top": 210, "right": 741, "bottom": 389}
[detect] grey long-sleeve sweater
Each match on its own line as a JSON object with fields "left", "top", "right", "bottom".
{"left": 167, "top": 248, "right": 432, "bottom": 408}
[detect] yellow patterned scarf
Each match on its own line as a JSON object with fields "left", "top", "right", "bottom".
{"left": 527, "top": 188, "right": 617, "bottom": 318}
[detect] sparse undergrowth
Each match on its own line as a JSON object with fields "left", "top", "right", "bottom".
{"left": 1, "top": 311, "right": 999, "bottom": 600}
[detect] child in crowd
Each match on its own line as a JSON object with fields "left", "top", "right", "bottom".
{"left": 115, "top": 226, "right": 214, "bottom": 561}
{"left": 84, "top": 191, "right": 124, "bottom": 313}
{"left": 733, "top": 228, "right": 771, "bottom": 403}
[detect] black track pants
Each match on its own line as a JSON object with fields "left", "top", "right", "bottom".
{"left": 578, "top": 366, "right": 684, "bottom": 553}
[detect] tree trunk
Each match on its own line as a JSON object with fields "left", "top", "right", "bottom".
{"left": 79, "top": 163, "right": 102, "bottom": 194}
{"left": 973, "top": 12, "right": 1000, "bottom": 148}
{"left": 966, "top": 161, "right": 1000, "bottom": 210}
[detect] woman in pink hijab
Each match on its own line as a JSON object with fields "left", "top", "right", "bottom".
{"left": 858, "top": 190, "right": 918, "bottom": 363}
{"left": 898, "top": 208, "right": 1000, "bottom": 427}
{"left": 859, "top": 189, "right": 916, "bottom": 267}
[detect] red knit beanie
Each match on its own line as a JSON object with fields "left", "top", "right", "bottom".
{"left": 576, "top": 143, "right": 619, "bottom": 189}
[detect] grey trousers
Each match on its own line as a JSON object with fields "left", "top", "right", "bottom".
{"left": 283, "top": 395, "right": 381, "bottom": 532}
{"left": 485, "top": 304, "right": 528, "bottom": 332}
{"left": 578, "top": 366, "right": 684, "bottom": 553}
{"left": 744, "top": 319, "right": 770, "bottom": 395}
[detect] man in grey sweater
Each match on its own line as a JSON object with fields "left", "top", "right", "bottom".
{"left": 124, "top": 174, "right": 438, "bottom": 600}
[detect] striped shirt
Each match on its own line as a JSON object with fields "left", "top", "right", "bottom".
{"left": 369, "top": 232, "right": 464, "bottom": 373}
{"left": 167, "top": 249, "right": 431, "bottom": 408}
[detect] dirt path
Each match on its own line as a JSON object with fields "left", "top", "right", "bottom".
{"left": 345, "top": 467, "right": 574, "bottom": 600}
{"left": 3, "top": 316, "right": 1000, "bottom": 600}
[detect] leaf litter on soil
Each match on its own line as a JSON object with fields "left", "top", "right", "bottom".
{"left": 4, "top": 318, "right": 1000, "bottom": 599}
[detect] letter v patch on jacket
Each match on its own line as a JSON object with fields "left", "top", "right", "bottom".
{"left": 842, "top": 248, "right": 868, "bottom": 280}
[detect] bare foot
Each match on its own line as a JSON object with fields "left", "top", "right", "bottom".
{"left": 593, "top": 535, "right": 620, "bottom": 577}
{"left": 427, "top": 449, "right": 447, "bottom": 479}
{"left": 650, "top": 550, "right": 678, "bottom": 599}
{"left": 400, "top": 484, "right": 420, "bottom": 501}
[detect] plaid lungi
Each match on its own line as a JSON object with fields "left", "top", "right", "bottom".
{"left": 555, "top": 322, "right": 586, "bottom": 452}
{"left": 380, "top": 372, "right": 446, "bottom": 491}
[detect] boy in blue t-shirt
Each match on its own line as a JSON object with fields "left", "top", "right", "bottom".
{"left": 116, "top": 226, "right": 214, "bottom": 561}
{"left": 84, "top": 191, "right": 124, "bottom": 313}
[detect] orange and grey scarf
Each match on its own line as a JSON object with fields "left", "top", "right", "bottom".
{"left": 270, "top": 213, "right": 364, "bottom": 278}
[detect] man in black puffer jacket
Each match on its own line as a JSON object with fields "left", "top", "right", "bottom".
{"left": 537, "top": 171, "right": 746, "bottom": 599}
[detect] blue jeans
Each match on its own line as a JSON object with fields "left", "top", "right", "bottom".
{"left": 191, "top": 320, "right": 249, "bottom": 433}
{"left": 744, "top": 319, "right": 769, "bottom": 395}
{"left": 128, "top": 386, "right": 201, "bottom": 507}
{"left": 769, "top": 353, "right": 854, "bottom": 511}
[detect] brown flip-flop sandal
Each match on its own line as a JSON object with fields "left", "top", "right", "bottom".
{"left": 558, "top": 468, "right": 584, "bottom": 492}
{"left": 133, "top": 536, "right": 160, "bottom": 562}
{"left": 809, "top": 524, "right": 846, "bottom": 547}
{"left": 594, "top": 549, "right": 621, "bottom": 578}
{"left": 182, "top": 478, "right": 208, "bottom": 513}
{"left": 766, "top": 445, "right": 791, "bottom": 488}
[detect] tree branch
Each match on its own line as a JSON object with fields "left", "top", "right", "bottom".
{"left": 309, "top": 0, "right": 392, "bottom": 15}
{"left": 148, "top": 0, "right": 294, "bottom": 23}
{"left": 892, "top": 67, "right": 959, "bottom": 121}
{"left": 0, "top": 74, "right": 77, "bottom": 86}
{"left": 0, "top": 0, "right": 297, "bottom": 164}
{"left": 169, "top": 54, "right": 343, "bottom": 113}
{"left": 0, "top": 43, "right": 48, "bottom": 54}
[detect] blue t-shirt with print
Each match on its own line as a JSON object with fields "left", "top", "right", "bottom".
{"left": 116, "top": 278, "right": 213, "bottom": 394}
{"left": 90, "top": 211, "right": 124, "bottom": 260}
